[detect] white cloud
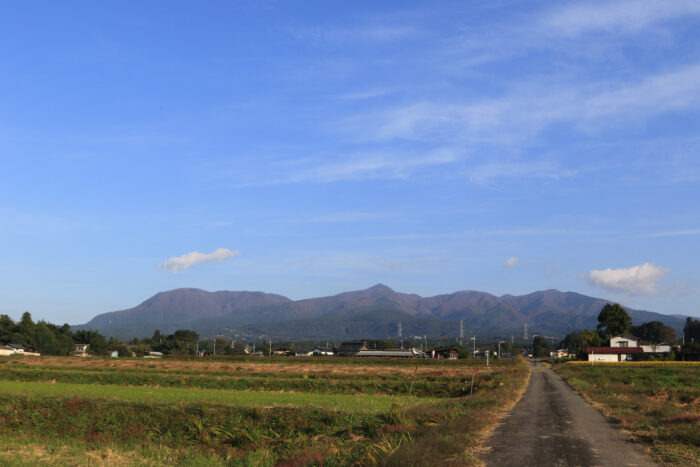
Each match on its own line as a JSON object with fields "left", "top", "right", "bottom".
{"left": 504, "top": 257, "right": 520, "bottom": 268}
{"left": 585, "top": 262, "right": 670, "bottom": 295}
{"left": 159, "top": 248, "right": 240, "bottom": 273}
{"left": 543, "top": 0, "right": 700, "bottom": 36}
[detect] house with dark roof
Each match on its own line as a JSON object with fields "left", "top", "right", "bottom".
{"left": 430, "top": 347, "right": 459, "bottom": 359}
{"left": 336, "top": 342, "right": 368, "bottom": 356}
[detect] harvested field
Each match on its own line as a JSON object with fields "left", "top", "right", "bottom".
{"left": 0, "top": 356, "right": 529, "bottom": 465}
{"left": 1, "top": 355, "right": 488, "bottom": 377}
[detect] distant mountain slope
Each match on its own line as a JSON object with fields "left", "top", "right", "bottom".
{"left": 75, "top": 284, "right": 688, "bottom": 340}
{"left": 78, "top": 288, "right": 291, "bottom": 337}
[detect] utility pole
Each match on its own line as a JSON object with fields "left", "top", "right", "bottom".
{"left": 498, "top": 340, "right": 505, "bottom": 358}
{"left": 269, "top": 339, "right": 272, "bottom": 357}
{"left": 213, "top": 338, "right": 216, "bottom": 356}
{"left": 459, "top": 320, "right": 464, "bottom": 346}
{"left": 470, "top": 335, "right": 476, "bottom": 358}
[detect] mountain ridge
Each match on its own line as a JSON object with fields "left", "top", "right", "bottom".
{"left": 75, "top": 284, "right": 688, "bottom": 340}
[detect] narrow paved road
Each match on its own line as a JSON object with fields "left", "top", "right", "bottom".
{"left": 483, "top": 362, "right": 656, "bottom": 467}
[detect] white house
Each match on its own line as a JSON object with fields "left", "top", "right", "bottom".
{"left": 609, "top": 335, "right": 640, "bottom": 348}
{"left": 0, "top": 345, "right": 16, "bottom": 356}
{"left": 588, "top": 334, "right": 672, "bottom": 362}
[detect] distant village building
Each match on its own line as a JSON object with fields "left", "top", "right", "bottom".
{"left": 430, "top": 347, "right": 459, "bottom": 359}
{"left": 144, "top": 351, "right": 164, "bottom": 359}
{"left": 355, "top": 348, "right": 426, "bottom": 358}
{"left": 550, "top": 349, "right": 570, "bottom": 359}
{"left": 587, "top": 335, "right": 671, "bottom": 362}
{"left": 74, "top": 344, "right": 89, "bottom": 357}
{"left": 311, "top": 347, "right": 335, "bottom": 356}
{"left": 336, "top": 342, "right": 369, "bottom": 356}
{"left": 273, "top": 347, "right": 295, "bottom": 356}
{"left": 0, "top": 345, "right": 16, "bottom": 356}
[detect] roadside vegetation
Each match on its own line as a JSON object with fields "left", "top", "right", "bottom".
{"left": 0, "top": 356, "right": 529, "bottom": 465}
{"left": 553, "top": 361, "right": 700, "bottom": 466}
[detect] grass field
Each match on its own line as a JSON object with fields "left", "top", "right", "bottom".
{"left": 553, "top": 361, "right": 700, "bottom": 466}
{"left": 0, "top": 356, "right": 529, "bottom": 466}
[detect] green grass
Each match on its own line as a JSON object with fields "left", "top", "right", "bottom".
{"left": 0, "top": 365, "right": 469, "bottom": 397}
{"left": 0, "top": 380, "right": 434, "bottom": 413}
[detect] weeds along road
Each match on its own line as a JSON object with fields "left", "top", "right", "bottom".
{"left": 483, "top": 361, "right": 656, "bottom": 467}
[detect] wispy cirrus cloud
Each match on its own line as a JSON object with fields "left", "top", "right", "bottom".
{"left": 504, "top": 257, "right": 520, "bottom": 268}
{"left": 642, "top": 229, "right": 700, "bottom": 238}
{"left": 341, "top": 63, "right": 700, "bottom": 146}
{"left": 585, "top": 262, "right": 670, "bottom": 295}
{"left": 543, "top": 0, "right": 700, "bottom": 36}
{"left": 285, "top": 25, "right": 418, "bottom": 44}
{"left": 159, "top": 248, "right": 240, "bottom": 273}
{"left": 228, "top": 147, "right": 461, "bottom": 187}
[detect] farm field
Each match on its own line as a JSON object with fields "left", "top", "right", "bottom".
{"left": 553, "top": 362, "right": 700, "bottom": 466}
{"left": 0, "top": 356, "right": 529, "bottom": 466}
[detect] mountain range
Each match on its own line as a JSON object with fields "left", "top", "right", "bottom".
{"left": 75, "top": 284, "right": 688, "bottom": 341}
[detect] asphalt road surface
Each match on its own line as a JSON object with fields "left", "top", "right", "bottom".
{"left": 483, "top": 362, "right": 656, "bottom": 467}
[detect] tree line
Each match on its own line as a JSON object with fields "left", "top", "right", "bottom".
{"left": 0, "top": 313, "right": 251, "bottom": 357}
{"left": 0, "top": 312, "right": 107, "bottom": 355}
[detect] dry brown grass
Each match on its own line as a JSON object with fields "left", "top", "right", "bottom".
{"left": 0, "top": 441, "right": 142, "bottom": 466}
{"left": 7, "top": 355, "right": 492, "bottom": 378}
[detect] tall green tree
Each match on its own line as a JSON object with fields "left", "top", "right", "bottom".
{"left": 684, "top": 317, "right": 700, "bottom": 342}
{"left": 532, "top": 336, "right": 550, "bottom": 358}
{"left": 19, "top": 311, "right": 36, "bottom": 348}
{"left": 630, "top": 321, "right": 677, "bottom": 344}
{"left": 34, "top": 322, "right": 58, "bottom": 355}
{"left": 0, "top": 314, "right": 16, "bottom": 342}
{"left": 561, "top": 329, "right": 603, "bottom": 359}
{"left": 597, "top": 303, "right": 632, "bottom": 338}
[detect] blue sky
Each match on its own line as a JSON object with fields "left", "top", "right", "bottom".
{"left": 1, "top": 0, "right": 699, "bottom": 324}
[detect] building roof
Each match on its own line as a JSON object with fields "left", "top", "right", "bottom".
{"left": 611, "top": 335, "right": 640, "bottom": 341}
{"left": 586, "top": 347, "right": 644, "bottom": 354}
{"left": 338, "top": 342, "right": 368, "bottom": 352}
{"left": 356, "top": 348, "right": 425, "bottom": 358}
{"left": 0, "top": 345, "right": 15, "bottom": 351}
{"left": 8, "top": 344, "right": 24, "bottom": 349}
